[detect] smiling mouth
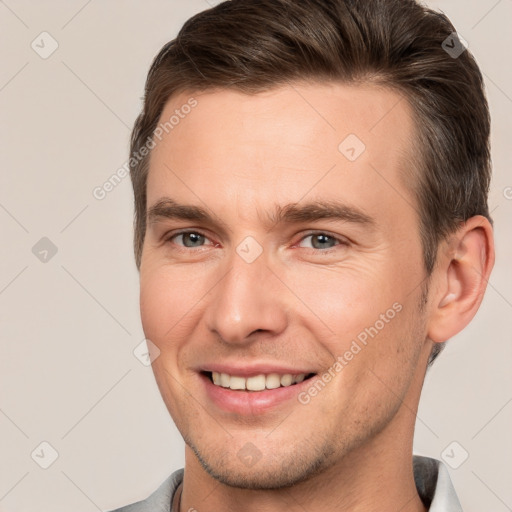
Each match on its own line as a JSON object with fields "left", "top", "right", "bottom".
{"left": 202, "top": 371, "right": 317, "bottom": 392}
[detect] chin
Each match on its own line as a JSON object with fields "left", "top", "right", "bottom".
{"left": 187, "top": 435, "right": 340, "bottom": 490}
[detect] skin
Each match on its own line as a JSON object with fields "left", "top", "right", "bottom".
{"left": 139, "top": 82, "right": 494, "bottom": 512}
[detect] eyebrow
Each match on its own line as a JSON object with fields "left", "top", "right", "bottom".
{"left": 146, "top": 197, "right": 375, "bottom": 232}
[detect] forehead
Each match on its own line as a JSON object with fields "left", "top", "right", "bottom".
{"left": 147, "top": 82, "right": 417, "bottom": 228}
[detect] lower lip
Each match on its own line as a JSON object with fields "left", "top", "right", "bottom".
{"left": 200, "top": 372, "right": 315, "bottom": 415}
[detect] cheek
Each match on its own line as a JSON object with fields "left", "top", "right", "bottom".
{"left": 286, "top": 265, "right": 391, "bottom": 340}
{"left": 286, "top": 263, "right": 418, "bottom": 389}
{"left": 139, "top": 267, "right": 188, "bottom": 346}
{"left": 140, "top": 273, "right": 169, "bottom": 341}
{"left": 139, "top": 263, "right": 214, "bottom": 348}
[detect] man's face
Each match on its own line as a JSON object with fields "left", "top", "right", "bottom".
{"left": 140, "top": 83, "right": 432, "bottom": 489}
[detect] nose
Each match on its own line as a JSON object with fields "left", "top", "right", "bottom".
{"left": 204, "top": 248, "right": 289, "bottom": 346}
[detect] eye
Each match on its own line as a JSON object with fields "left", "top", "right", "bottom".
{"left": 297, "top": 232, "right": 346, "bottom": 252}
{"left": 165, "top": 230, "right": 347, "bottom": 254}
{"left": 167, "top": 230, "right": 211, "bottom": 249}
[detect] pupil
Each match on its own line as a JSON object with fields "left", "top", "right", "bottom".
{"left": 313, "top": 234, "right": 333, "bottom": 249}
{"left": 184, "top": 232, "right": 204, "bottom": 247}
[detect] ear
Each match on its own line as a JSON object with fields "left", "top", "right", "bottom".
{"left": 427, "top": 215, "right": 495, "bottom": 343}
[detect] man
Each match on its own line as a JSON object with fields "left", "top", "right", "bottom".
{"left": 110, "top": 0, "right": 494, "bottom": 510}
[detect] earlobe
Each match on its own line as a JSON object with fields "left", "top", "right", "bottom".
{"left": 427, "top": 216, "right": 494, "bottom": 343}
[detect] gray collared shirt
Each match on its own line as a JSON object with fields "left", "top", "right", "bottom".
{"left": 108, "top": 455, "right": 463, "bottom": 511}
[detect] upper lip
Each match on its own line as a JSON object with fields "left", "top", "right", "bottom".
{"left": 199, "top": 363, "right": 316, "bottom": 378}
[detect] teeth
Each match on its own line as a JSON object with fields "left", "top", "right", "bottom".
{"left": 210, "top": 372, "right": 308, "bottom": 391}
{"left": 265, "top": 373, "right": 281, "bottom": 389}
{"left": 220, "top": 373, "right": 230, "bottom": 387}
{"left": 280, "top": 374, "right": 293, "bottom": 386}
{"left": 229, "top": 376, "right": 246, "bottom": 390}
{"left": 246, "top": 374, "right": 266, "bottom": 391}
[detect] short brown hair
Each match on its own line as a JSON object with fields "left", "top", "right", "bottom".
{"left": 129, "top": 0, "right": 492, "bottom": 363}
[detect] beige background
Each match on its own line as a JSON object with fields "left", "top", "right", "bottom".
{"left": 0, "top": 1, "right": 510, "bottom": 510}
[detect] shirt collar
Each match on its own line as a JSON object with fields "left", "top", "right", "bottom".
{"left": 413, "top": 455, "right": 463, "bottom": 511}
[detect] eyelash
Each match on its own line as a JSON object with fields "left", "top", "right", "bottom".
{"left": 165, "top": 230, "right": 348, "bottom": 254}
